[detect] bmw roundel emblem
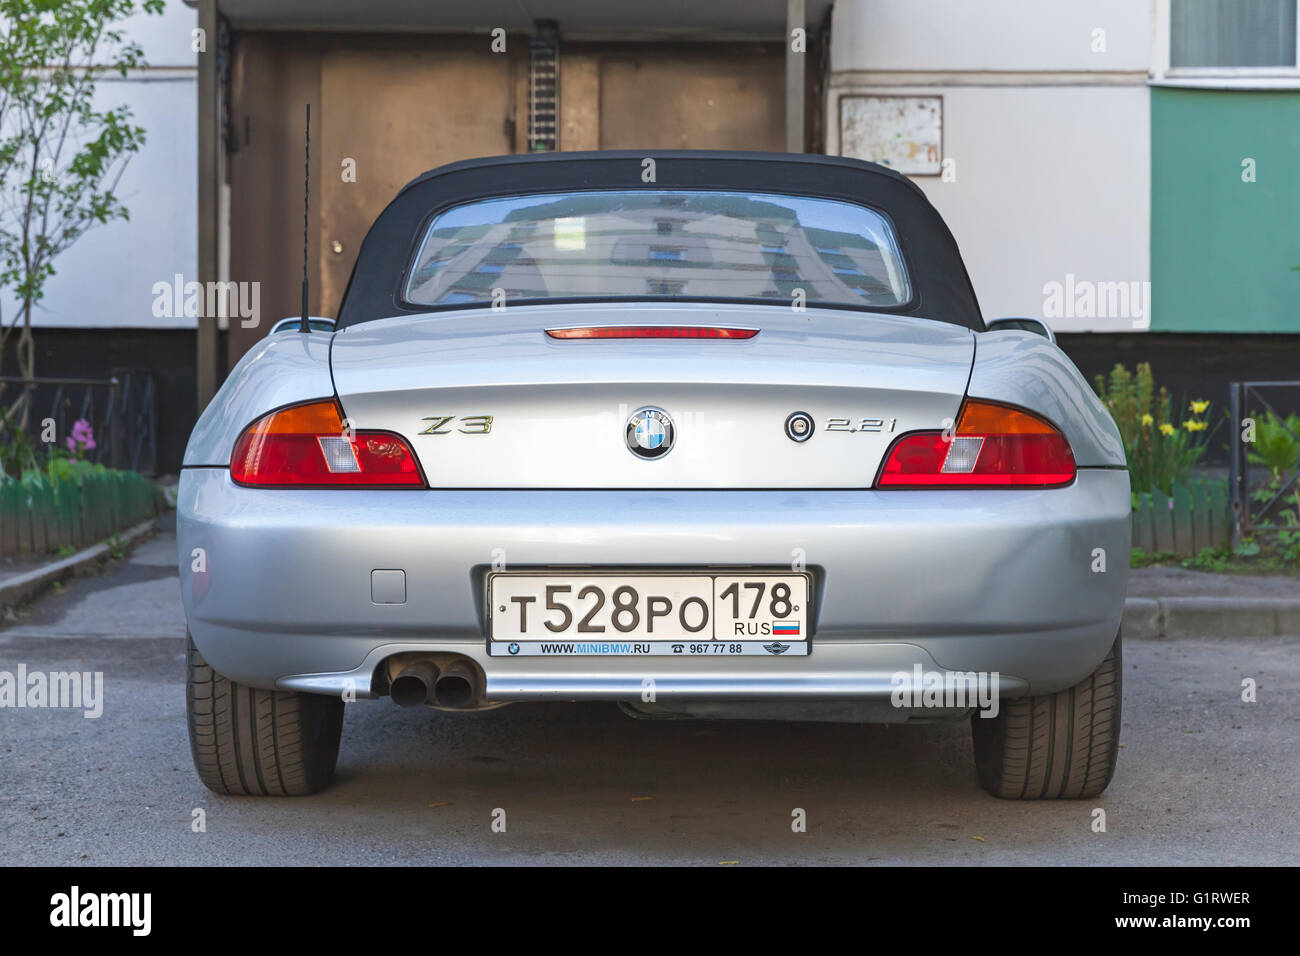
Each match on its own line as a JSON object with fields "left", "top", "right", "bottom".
{"left": 625, "top": 406, "right": 675, "bottom": 459}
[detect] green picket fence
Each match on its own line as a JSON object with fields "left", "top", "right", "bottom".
{"left": 0, "top": 469, "right": 166, "bottom": 558}
{"left": 1132, "top": 478, "right": 1230, "bottom": 556}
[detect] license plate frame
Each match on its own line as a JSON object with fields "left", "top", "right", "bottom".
{"left": 485, "top": 569, "right": 813, "bottom": 657}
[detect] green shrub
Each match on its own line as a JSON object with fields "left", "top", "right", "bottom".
{"left": 1246, "top": 411, "right": 1300, "bottom": 527}
{"left": 1247, "top": 410, "right": 1300, "bottom": 479}
{"left": 1278, "top": 530, "right": 1300, "bottom": 563}
{"left": 0, "top": 418, "right": 43, "bottom": 479}
{"left": 1181, "top": 545, "right": 1232, "bottom": 573}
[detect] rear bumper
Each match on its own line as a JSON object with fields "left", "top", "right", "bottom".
{"left": 178, "top": 467, "right": 1130, "bottom": 700}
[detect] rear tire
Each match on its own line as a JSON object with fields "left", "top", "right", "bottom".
{"left": 186, "top": 633, "right": 344, "bottom": 796}
{"left": 971, "top": 633, "right": 1121, "bottom": 799}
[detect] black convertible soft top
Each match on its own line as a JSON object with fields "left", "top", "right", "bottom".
{"left": 336, "top": 150, "right": 983, "bottom": 331}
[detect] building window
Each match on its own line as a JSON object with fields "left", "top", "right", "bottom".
{"left": 1172, "top": 0, "right": 1297, "bottom": 68}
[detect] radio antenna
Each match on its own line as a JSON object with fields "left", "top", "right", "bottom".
{"left": 298, "top": 102, "right": 311, "bottom": 333}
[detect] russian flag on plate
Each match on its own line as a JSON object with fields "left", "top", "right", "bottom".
{"left": 772, "top": 621, "right": 800, "bottom": 636}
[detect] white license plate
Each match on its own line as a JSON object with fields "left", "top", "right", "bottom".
{"left": 487, "top": 572, "right": 810, "bottom": 657}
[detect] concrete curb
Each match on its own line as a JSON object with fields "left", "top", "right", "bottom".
{"left": 1123, "top": 597, "right": 1300, "bottom": 639}
{"left": 0, "top": 520, "right": 156, "bottom": 611}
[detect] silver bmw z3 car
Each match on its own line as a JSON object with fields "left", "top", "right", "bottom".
{"left": 180, "top": 151, "right": 1129, "bottom": 799}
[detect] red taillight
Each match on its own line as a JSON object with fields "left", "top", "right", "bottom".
{"left": 230, "top": 399, "right": 424, "bottom": 487}
{"left": 545, "top": 326, "right": 759, "bottom": 339}
{"left": 877, "top": 400, "right": 1075, "bottom": 488}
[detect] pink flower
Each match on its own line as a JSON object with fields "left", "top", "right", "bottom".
{"left": 66, "top": 419, "right": 96, "bottom": 457}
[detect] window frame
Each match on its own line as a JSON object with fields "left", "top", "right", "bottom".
{"left": 1151, "top": 0, "right": 1300, "bottom": 88}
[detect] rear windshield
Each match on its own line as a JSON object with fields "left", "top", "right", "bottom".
{"left": 403, "top": 189, "right": 911, "bottom": 310}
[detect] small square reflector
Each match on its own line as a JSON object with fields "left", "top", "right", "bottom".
{"left": 317, "top": 436, "right": 361, "bottom": 473}
{"left": 941, "top": 436, "right": 984, "bottom": 474}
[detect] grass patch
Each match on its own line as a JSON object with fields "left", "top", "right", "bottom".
{"left": 1131, "top": 534, "right": 1300, "bottom": 575}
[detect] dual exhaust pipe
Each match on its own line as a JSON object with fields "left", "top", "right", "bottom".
{"left": 389, "top": 659, "right": 480, "bottom": 708}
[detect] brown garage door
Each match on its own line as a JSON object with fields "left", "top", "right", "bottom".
{"left": 560, "top": 43, "right": 785, "bottom": 151}
{"left": 227, "top": 34, "right": 522, "bottom": 367}
{"left": 317, "top": 46, "right": 520, "bottom": 314}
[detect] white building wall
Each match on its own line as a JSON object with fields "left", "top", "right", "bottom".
{"left": 829, "top": 0, "right": 1153, "bottom": 332}
{"left": 834, "top": 0, "right": 1152, "bottom": 72}
{"left": 15, "top": 0, "right": 196, "bottom": 329}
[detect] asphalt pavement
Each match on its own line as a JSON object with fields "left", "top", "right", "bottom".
{"left": 0, "top": 529, "right": 1297, "bottom": 866}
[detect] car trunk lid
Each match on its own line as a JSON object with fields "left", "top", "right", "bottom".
{"left": 330, "top": 303, "right": 974, "bottom": 489}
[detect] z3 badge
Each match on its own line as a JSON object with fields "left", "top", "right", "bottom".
{"left": 419, "top": 415, "right": 494, "bottom": 435}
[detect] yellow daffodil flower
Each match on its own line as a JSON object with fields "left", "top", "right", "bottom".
{"left": 1159, "top": 423, "right": 1176, "bottom": 436}
{"left": 1141, "top": 414, "right": 1154, "bottom": 427}
{"left": 1190, "top": 400, "right": 1210, "bottom": 415}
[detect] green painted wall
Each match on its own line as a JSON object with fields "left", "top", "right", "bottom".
{"left": 1151, "top": 88, "right": 1300, "bottom": 332}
